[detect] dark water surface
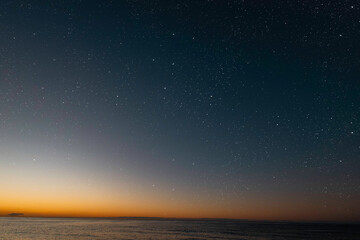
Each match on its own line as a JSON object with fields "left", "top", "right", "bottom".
{"left": 0, "top": 217, "right": 359, "bottom": 240}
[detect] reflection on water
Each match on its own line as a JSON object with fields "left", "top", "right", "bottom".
{"left": 0, "top": 217, "right": 359, "bottom": 240}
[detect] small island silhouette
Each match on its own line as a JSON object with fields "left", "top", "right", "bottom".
{"left": 8, "top": 213, "right": 24, "bottom": 217}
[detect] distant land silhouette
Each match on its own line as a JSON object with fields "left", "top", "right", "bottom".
{"left": 8, "top": 213, "right": 24, "bottom": 217}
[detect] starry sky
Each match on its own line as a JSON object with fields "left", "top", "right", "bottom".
{"left": 0, "top": 0, "right": 360, "bottom": 221}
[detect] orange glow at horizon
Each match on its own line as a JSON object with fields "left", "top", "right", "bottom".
{"left": 1, "top": 151, "right": 360, "bottom": 222}
{"left": 2, "top": 183, "right": 360, "bottom": 221}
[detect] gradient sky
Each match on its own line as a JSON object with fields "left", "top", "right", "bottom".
{"left": 1, "top": 1, "right": 360, "bottom": 221}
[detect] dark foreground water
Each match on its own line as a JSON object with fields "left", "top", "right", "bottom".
{"left": 1, "top": 217, "right": 359, "bottom": 240}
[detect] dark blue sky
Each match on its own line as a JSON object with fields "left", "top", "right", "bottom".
{"left": 0, "top": 0, "right": 359, "bottom": 220}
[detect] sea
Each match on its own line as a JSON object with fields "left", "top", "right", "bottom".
{"left": 1, "top": 217, "right": 359, "bottom": 240}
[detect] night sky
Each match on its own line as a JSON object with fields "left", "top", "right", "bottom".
{"left": 1, "top": 1, "right": 360, "bottom": 221}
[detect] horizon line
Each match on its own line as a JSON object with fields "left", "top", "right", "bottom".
{"left": 1, "top": 215, "right": 359, "bottom": 224}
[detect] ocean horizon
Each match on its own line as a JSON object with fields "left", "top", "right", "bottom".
{"left": 1, "top": 217, "right": 359, "bottom": 240}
